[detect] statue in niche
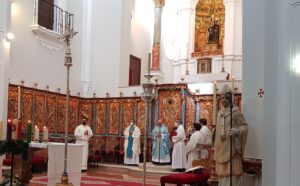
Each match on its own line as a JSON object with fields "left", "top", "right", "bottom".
{"left": 207, "top": 19, "right": 220, "bottom": 44}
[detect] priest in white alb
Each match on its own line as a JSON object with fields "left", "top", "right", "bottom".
{"left": 124, "top": 119, "right": 141, "bottom": 165}
{"left": 74, "top": 116, "right": 93, "bottom": 171}
{"left": 185, "top": 123, "right": 202, "bottom": 170}
{"left": 199, "top": 118, "right": 212, "bottom": 158}
{"left": 171, "top": 118, "right": 186, "bottom": 171}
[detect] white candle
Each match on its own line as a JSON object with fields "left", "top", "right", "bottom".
{"left": 43, "top": 126, "right": 48, "bottom": 141}
{"left": 34, "top": 125, "right": 39, "bottom": 140}
{"left": 148, "top": 51, "right": 151, "bottom": 72}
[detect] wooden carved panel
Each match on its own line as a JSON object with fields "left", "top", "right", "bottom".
{"left": 122, "top": 100, "right": 135, "bottom": 132}
{"left": 186, "top": 96, "right": 195, "bottom": 130}
{"left": 105, "top": 136, "right": 119, "bottom": 152}
{"left": 45, "top": 93, "right": 56, "bottom": 132}
{"left": 7, "top": 86, "right": 18, "bottom": 120}
{"left": 109, "top": 101, "right": 120, "bottom": 135}
{"left": 137, "top": 101, "right": 146, "bottom": 134}
{"left": 200, "top": 96, "right": 213, "bottom": 126}
{"left": 79, "top": 100, "right": 93, "bottom": 126}
{"left": 34, "top": 92, "right": 45, "bottom": 130}
{"left": 57, "top": 96, "right": 66, "bottom": 133}
{"left": 95, "top": 102, "right": 106, "bottom": 135}
{"left": 159, "top": 91, "right": 181, "bottom": 130}
{"left": 21, "top": 88, "right": 33, "bottom": 126}
{"left": 92, "top": 136, "right": 106, "bottom": 149}
{"left": 68, "top": 97, "right": 77, "bottom": 133}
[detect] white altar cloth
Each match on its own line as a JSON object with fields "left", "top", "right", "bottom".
{"left": 47, "top": 143, "right": 83, "bottom": 186}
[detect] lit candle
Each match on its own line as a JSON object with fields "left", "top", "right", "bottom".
{"left": 26, "top": 120, "right": 32, "bottom": 143}
{"left": 43, "top": 126, "right": 48, "bottom": 141}
{"left": 6, "top": 119, "right": 12, "bottom": 141}
{"left": 34, "top": 125, "right": 39, "bottom": 141}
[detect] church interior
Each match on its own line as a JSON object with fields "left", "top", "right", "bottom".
{"left": 0, "top": 0, "right": 300, "bottom": 185}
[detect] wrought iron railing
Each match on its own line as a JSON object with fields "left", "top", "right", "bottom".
{"left": 35, "top": 0, "right": 74, "bottom": 35}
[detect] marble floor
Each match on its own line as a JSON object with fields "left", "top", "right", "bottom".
{"left": 29, "top": 164, "right": 169, "bottom": 186}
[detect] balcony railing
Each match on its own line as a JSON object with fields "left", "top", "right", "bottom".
{"left": 33, "top": 0, "right": 74, "bottom": 36}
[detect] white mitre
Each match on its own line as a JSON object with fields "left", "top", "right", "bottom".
{"left": 220, "top": 84, "right": 233, "bottom": 95}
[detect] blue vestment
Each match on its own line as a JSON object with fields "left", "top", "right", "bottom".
{"left": 126, "top": 126, "right": 135, "bottom": 158}
{"left": 151, "top": 125, "right": 170, "bottom": 160}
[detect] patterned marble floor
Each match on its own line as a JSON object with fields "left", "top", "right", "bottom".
{"left": 29, "top": 166, "right": 164, "bottom": 186}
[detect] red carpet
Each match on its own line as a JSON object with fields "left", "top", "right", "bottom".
{"left": 31, "top": 176, "right": 156, "bottom": 186}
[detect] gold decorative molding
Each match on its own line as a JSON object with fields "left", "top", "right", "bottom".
{"left": 153, "top": 0, "right": 164, "bottom": 7}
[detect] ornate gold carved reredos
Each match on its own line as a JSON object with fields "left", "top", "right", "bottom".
{"left": 159, "top": 91, "right": 182, "bottom": 131}
{"left": 45, "top": 93, "right": 56, "bottom": 132}
{"left": 137, "top": 101, "right": 146, "bottom": 134}
{"left": 22, "top": 88, "right": 33, "bottom": 127}
{"left": 193, "top": 0, "right": 225, "bottom": 57}
{"left": 122, "top": 99, "right": 135, "bottom": 132}
{"left": 79, "top": 99, "right": 93, "bottom": 126}
{"left": 95, "top": 101, "right": 107, "bottom": 135}
{"left": 200, "top": 95, "right": 213, "bottom": 127}
{"left": 57, "top": 95, "right": 66, "bottom": 133}
{"left": 68, "top": 97, "right": 77, "bottom": 133}
{"left": 7, "top": 84, "right": 243, "bottom": 141}
{"left": 7, "top": 85, "right": 18, "bottom": 120}
{"left": 34, "top": 91, "right": 45, "bottom": 130}
{"left": 186, "top": 96, "right": 195, "bottom": 130}
{"left": 109, "top": 100, "right": 120, "bottom": 135}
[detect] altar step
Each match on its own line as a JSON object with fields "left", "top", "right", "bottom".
{"left": 98, "top": 162, "right": 175, "bottom": 178}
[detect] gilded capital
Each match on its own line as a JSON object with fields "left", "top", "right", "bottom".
{"left": 154, "top": 0, "right": 164, "bottom": 7}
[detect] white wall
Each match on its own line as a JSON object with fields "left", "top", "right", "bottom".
{"left": 9, "top": 0, "right": 81, "bottom": 95}
{"left": 243, "top": 0, "right": 264, "bottom": 159}
{"left": 130, "top": 0, "right": 153, "bottom": 84}
{"left": 244, "top": 0, "right": 300, "bottom": 185}
{"left": 66, "top": 0, "right": 83, "bottom": 96}
{"left": 90, "top": 0, "right": 122, "bottom": 97}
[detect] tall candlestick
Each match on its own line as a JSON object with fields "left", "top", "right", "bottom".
{"left": 7, "top": 119, "right": 12, "bottom": 141}
{"left": 213, "top": 81, "right": 217, "bottom": 125}
{"left": 232, "top": 76, "right": 235, "bottom": 105}
{"left": 27, "top": 120, "right": 32, "bottom": 143}
{"left": 18, "top": 86, "right": 21, "bottom": 119}
{"left": 43, "top": 126, "right": 48, "bottom": 141}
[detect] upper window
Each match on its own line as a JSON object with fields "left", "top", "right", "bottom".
{"left": 129, "top": 55, "right": 141, "bottom": 86}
